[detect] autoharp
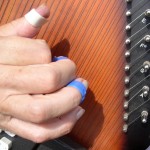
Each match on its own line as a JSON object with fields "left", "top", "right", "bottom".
{"left": 0, "top": 0, "right": 150, "bottom": 150}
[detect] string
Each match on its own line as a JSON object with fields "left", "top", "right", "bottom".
{"left": 0, "top": 1, "right": 4, "bottom": 11}
{"left": 127, "top": 0, "right": 145, "bottom": 14}
{"left": 128, "top": 88, "right": 143, "bottom": 103}
{"left": 129, "top": 75, "right": 150, "bottom": 91}
{"left": 52, "top": 0, "right": 83, "bottom": 49}
{"left": 74, "top": 0, "right": 122, "bottom": 61}
{"left": 54, "top": 0, "right": 97, "bottom": 54}
{"left": 0, "top": 0, "right": 10, "bottom": 21}
{"left": 129, "top": 97, "right": 150, "bottom": 116}
{"left": 128, "top": 37, "right": 144, "bottom": 52}
{"left": 129, "top": 64, "right": 143, "bottom": 78}
{"left": 129, "top": 23, "right": 150, "bottom": 41}
{"left": 73, "top": 0, "right": 124, "bottom": 72}
{"left": 127, "top": 12, "right": 145, "bottom": 27}
{"left": 50, "top": 0, "right": 76, "bottom": 46}
{"left": 46, "top": 0, "right": 70, "bottom": 43}
{"left": 85, "top": 3, "right": 126, "bottom": 93}
{"left": 86, "top": 2, "right": 124, "bottom": 97}
{"left": 5, "top": 0, "right": 17, "bottom": 23}
{"left": 128, "top": 116, "right": 141, "bottom": 127}
{"left": 61, "top": 0, "right": 99, "bottom": 56}
{"left": 130, "top": 49, "right": 150, "bottom": 67}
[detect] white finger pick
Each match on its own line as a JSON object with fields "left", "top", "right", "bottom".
{"left": 25, "top": 9, "right": 47, "bottom": 27}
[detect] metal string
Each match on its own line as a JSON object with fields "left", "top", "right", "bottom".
{"left": 128, "top": 12, "right": 145, "bottom": 26}
{"left": 130, "top": 49, "right": 150, "bottom": 67}
{"left": 128, "top": 116, "right": 141, "bottom": 127}
{"left": 128, "top": 88, "right": 143, "bottom": 103}
{"left": 129, "top": 97, "right": 150, "bottom": 116}
{"left": 129, "top": 65, "right": 143, "bottom": 78}
{"left": 129, "top": 75, "right": 150, "bottom": 92}
{"left": 128, "top": 37, "right": 144, "bottom": 52}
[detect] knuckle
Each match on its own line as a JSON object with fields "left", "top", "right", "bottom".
{"left": 31, "top": 131, "right": 46, "bottom": 143}
{"left": 36, "top": 40, "right": 51, "bottom": 63}
{"left": 43, "top": 69, "right": 60, "bottom": 92}
{"left": 41, "top": 50, "right": 51, "bottom": 63}
{"left": 67, "top": 59, "right": 77, "bottom": 73}
{"left": 70, "top": 89, "right": 82, "bottom": 106}
{"left": 0, "top": 114, "right": 11, "bottom": 128}
{"left": 63, "top": 124, "right": 74, "bottom": 135}
{"left": 29, "top": 104, "right": 46, "bottom": 123}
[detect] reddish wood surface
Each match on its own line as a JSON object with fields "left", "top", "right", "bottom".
{"left": 0, "top": 0, "right": 126, "bottom": 149}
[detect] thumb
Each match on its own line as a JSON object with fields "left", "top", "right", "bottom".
{"left": 0, "top": 4, "right": 50, "bottom": 37}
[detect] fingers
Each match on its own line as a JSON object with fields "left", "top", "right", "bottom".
{"left": 0, "top": 106, "right": 85, "bottom": 143}
{"left": 0, "top": 4, "right": 50, "bottom": 37}
{"left": 0, "top": 36, "right": 51, "bottom": 65}
{"left": 1, "top": 79, "right": 88, "bottom": 123}
{"left": 0, "top": 58, "right": 76, "bottom": 94}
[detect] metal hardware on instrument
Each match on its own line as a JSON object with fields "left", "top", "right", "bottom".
{"left": 143, "top": 61, "right": 150, "bottom": 73}
{"left": 141, "top": 110, "right": 148, "bottom": 123}
{"left": 145, "top": 9, "right": 150, "bottom": 17}
{"left": 123, "top": 124, "right": 128, "bottom": 133}
{"left": 142, "top": 86, "right": 150, "bottom": 97}
{"left": 125, "top": 64, "right": 130, "bottom": 72}
{"left": 125, "top": 39, "right": 131, "bottom": 45}
{"left": 123, "top": 113, "right": 129, "bottom": 121}
{"left": 125, "top": 51, "right": 130, "bottom": 58}
{"left": 124, "top": 89, "right": 130, "bottom": 97}
{"left": 126, "top": 11, "right": 132, "bottom": 17}
{"left": 126, "top": 0, "right": 132, "bottom": 3}
{"left": 125, "top": 76, "right": 130, "bottom": 85}
{"left": 144, "top": 35, "right": 150, "bottom": 42}
{"left": 124, "top": 101, "right": 129, "bottom": 109}
{"left": 126, "top": 25, "right": 131, "bottom": 31}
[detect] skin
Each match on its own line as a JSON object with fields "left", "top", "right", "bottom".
{"left": 0, "top": 4, "right": 88, "bottom": 143}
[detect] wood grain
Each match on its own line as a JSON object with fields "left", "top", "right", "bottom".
{"left": 0, "top": 0, "right": 126, "bottom": 149}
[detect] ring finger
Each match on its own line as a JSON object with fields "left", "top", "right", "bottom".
{"left": 1, "top": 79, "right": 87, "bottom": 123}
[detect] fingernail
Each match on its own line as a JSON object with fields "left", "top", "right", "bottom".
{"left": 76, "top": 78, "right": 88, "bottom": 90}
{"left": 76, "top": 108, "right": 85, "bottom": 120}
{"left": 67, "top": 79, "right": 88, "bottom": 103}
{"left": 53, "top": 56, "right": 68, "bottom": 62}
{"left": 36, "top": 4, "right": 50, "bottom": 18}
{"left": 25, "top": 5, "right": 49, "bottom": 27}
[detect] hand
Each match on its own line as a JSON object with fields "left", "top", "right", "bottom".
{"left": 0, "top": 4, "right": 88, "bottom": 143}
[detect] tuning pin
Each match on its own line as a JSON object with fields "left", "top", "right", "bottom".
{"left": 125, "top": 76, "right": 130, "bottom": 85}
{"left": 141, "top": 110, "right": 148, "bottom": 123}
{"left": 125, "top": 51, "right": 130, "bottom": 58}
{"left": 125, "top": 38, "right": 131, "bottom": 45}
{"left": 126, "top": 0, "right": 132, "bottom": 2}
{"left": 124, "top": 89, "right": 129, "bottom": 97}
{"left": 142, "top": 86, "right": 149, "bottom": 97}
{"left": 124, "top": 101, "right": 129, "bottom": 109}
{"left": 123, "top": 124, "right": 128, "bottom": 133}
{"left": 126, "top": 11, "right": 131, "bottom": 17}
{"left": 125, "top": 64, "right": 130, "bottom": 72}
{"left": 123, "top": 113, "right": 129, "bottom": 121}
{"left": 144, "top": 35, "right": 150, "bottom": 42}
{"left": 143, "top": 61, "right": 150, "bottom": 73}
{"left": 145, "top": 9, "right": 150, "bottom": 17}
{"left": 126, "top": 25, "right": 131, "bottom": 31}
{"left": 143, "top": 85, "right": 149, "bottom": 91}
